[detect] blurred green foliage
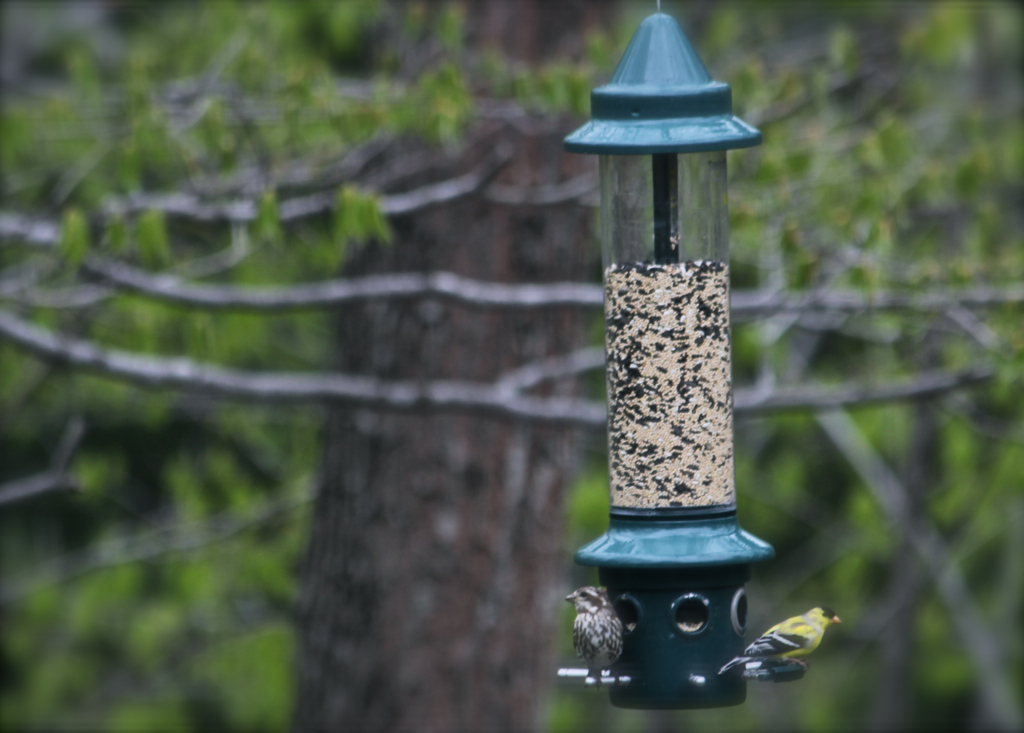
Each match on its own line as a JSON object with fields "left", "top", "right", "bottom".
{"left": 0, "top": 1, "right": 1022, "bottom": 732}
{"left": 560, "top": 2, "right": 1023, "bottom": 731}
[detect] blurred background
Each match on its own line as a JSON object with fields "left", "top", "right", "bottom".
{"left": 1, "top": 1, "right": 1022, "bottom": 731}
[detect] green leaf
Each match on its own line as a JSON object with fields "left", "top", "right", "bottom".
{"left": 116, "top": 139, "right": 141, "bottom": 192}
{"left": 435, "top": 3, "right": 465, "bottom": 54}
{"left": 183, "top": 312, "right": 216, "bottom": 359}
{"left": 566, "top": 468, "right": 609, "bottom": 542}
{"left": 72, "top": 451, "right": 127, "bottom": 503}
{"left": 67, "top": 46, "right": 101, "bottom": 100}
{"left": 701, "top": 8, "right": 742, "bottom": 61}
{"left": 401, "top": 1, "right": 427, "bottom": 40}
{"left": 255, "top": 189, "right": 282, "bottom": 245}
{"left": 127, "top": 602, "right": 185, "bottom": 672}
{"left": 828, "top": 26, "right": 859, "bottom": 75}
{"left": 108, "top": 700, "right": 191, "bottom": 733}
{"left": 59, "top": 208, "right": 90, "bottom": 265}
{"left": 902, "top": 4, "right": 976, "bottom": 68}
{"left": 136, "top": 209, "right": 170, "bottom": 268}
{"left": 189, "top": 625, "right": 294, "bottom": 732}
{"left": 408, "top": 63, "right": 473, "bottom": 143}
{"left": 106, "top": 215, "right": 129, "bottom": 253}
{"left": 326, "top": 0, "right": 383, "bottom": 58}
{"left": 68, "top": 565, "right": 144, "bottom": 640}
{"left": 333, "top": 185, "right": 391, "bottom": 265}
{"left": 954, "top": 148, "right": 992, "bottom": 199}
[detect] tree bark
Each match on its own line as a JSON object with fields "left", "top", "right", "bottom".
{"left": 292, "top": 125, "right": 595, "bottom": 732}
{"left": 291, "top": 4, "right": 615, "bottom": 727}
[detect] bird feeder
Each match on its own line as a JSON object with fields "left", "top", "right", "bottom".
{"left": 562, "top": 12, "right": 776, "bottom": 709}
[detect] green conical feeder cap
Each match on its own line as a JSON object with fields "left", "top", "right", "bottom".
{"left": 564, "top": 13, "right": 761, "bottom": 154}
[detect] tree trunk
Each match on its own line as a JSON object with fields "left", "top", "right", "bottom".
{"left": 292, "top": 125, "right": 596, "bottom": 732}
{"left": 291, "top": 4, "right": 618, "bottom": 726}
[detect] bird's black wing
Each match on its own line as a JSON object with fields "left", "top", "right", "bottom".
{"left": 743, "top": 631, "right": 807, "bottom": 657}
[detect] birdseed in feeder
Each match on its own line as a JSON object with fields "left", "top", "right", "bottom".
{"left": 604, "top": 261, "right": 735, "bottom": 509}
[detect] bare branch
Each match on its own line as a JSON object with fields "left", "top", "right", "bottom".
{"left": 172, "top": 221, "right": 252, "bottom": 279}
{"left": 0, "top": 213, "right": 60, "bottom": 248}
{"left": 0, "top": 309, "right": 996, "bottom": 423}
{"left": 0, "top": 416, "right": 85, "bottom": 508}
{"left": 734, "top": 366, "right": 995, "bottom": 414}
{"left": 0, "top": 150, "right": 512, "bottom": 251}
{"left": 743, "top": 67, "right": 886, "bottom": 128}
{"left": 100, "top": 147, "right": 513, "bottom": 224}
{"left": 476, "top": 98, "right": 578, "bottom": 136}
{"left": 484, "top": 173, "right": 597, "bottom": 206}
{"left": 0, "top": 469, "right": 77, "bottom": 508}
{"left": 0, "top": 308, "right": 608, "bottom": 427}
{"left": 945, "top": 394, "right": 1024, "bottom": 445}
{"left": 4, "top": 192, "right": 1024, "bottom": 326}
{"left": 19, "top": 245, "right": 1020, "bottom": 318}
{"left": 51, "top": 416, "right": 86, "bottom": 471}
{"left": 2, "top": 224, "right": 254, "bottom": 310}
{"left": 998, "top": 499, "right": 1024, "bottom": 666}
{"left": 730, "top": 285, "right": 1024, "bottom": 319}
{"left": 376, "top": 145, "right": 513, "bottom": 216}
{"left": 80, "top": 257, "right": 604, "bottom": 311}
{"left": 0, "top": 486, "right": 314, "bottom": 604}
{"left": 495, "top": 346, "right": 605, "bottom": 395}
{"left": 817, "top": 409, "right": 1023, "bottom": 731}
{"left": 189, "top": 135, "right": 392, "bottom": 199}
{"left": 754, "top": 523, "right": 864, "bottom": 621}
{"left": 2, "top": 283, "right": 113, "bottom": 309}
{"left": 52, "top": 143, "right": 113, "bottom": 207}
{"left": 103, "top": 191, "right": 257, "bottom": 222}
{"left": 944, "top": 305, "right": 1009, "bottom": 356}
{"left": 275, "top": 146, "right": 512, "bottom": 220}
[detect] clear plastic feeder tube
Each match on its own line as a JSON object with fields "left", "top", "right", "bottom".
{"left": 600, "top": 151, "right": 734, "bottom": 513}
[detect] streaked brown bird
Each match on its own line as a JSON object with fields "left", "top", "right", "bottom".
{"left": 566, "top": 586, "right": 623, "bottom": 684}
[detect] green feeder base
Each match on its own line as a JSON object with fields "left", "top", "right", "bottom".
{"left": 576, "top": 514, "right": 774, "bottom": 709}
{"left": 600, "top": 564, "right": 750, "bottom": 709}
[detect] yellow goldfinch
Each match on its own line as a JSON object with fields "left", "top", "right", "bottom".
{"left": 719, "top": 607, "right": 841, "bottom": 674}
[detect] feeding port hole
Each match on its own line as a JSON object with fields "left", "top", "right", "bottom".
{"left": 673, "top": 593, "right": 709, "bottom": 634}
{"left": 731, "top": 588, "right": 748, "bottom": 635}
{"left": 614, "top": 594, "right": 641, "bottom": 634}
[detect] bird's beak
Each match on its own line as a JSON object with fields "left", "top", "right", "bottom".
{"left": 833, "top": 616, "right": 842, "bottom": 624}
{"left": 565, "top": 593, "right": 576, "bottom": 602}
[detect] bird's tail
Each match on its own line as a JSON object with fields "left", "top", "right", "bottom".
{"left": 718, "top": 656, "right": 753, "bottom": 674}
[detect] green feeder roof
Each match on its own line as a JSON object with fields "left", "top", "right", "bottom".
{"left": 564, "top": 13, "right": 761, "bottom": 155}
{"left": 575, "top": 515, "right": 774, "bottom": 569}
